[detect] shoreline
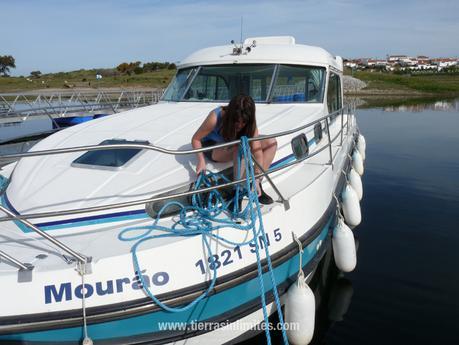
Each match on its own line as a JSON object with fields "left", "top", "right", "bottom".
{"left": 1, "top": 87, "right": 457, "bottom": 98}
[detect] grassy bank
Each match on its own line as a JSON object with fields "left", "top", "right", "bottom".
{"left": 349, "top": 70, "right": 459, "bottom": 95}
{"left": 3, "top": 67, "right": 459, "bottom": 96}
{"left": 0, "top": 68, "right": 176, "bottom": 93}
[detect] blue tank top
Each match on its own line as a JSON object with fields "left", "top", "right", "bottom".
{"left": 202, "top": 107, "right": 224, "bottom": 143}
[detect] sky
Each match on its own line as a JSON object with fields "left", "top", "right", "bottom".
{"left": 1, "top": 0, "right": 458, "bottom": 76}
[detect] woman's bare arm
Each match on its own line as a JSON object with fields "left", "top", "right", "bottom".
{"left": 191, "top": 111, "right": 217, "bottom": 174}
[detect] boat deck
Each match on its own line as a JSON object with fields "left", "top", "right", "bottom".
{"left": 0, "top": 113, "right": 352, "bottom": 277}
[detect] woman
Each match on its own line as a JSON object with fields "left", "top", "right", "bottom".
{"left": 191, "top": 95, "right": 277, "bottom": 204}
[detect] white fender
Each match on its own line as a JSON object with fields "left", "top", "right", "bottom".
{"left": 332, "top": 218, "right": 357, "bottom": 272}
{"left": 357, "top": 146, "right": 366, "bottom": 162}
{"left": 352, "top": 150, "right": 364, "bottom": 176}
{"left": 357, "top": 134, "right": 366, "bottom": 154}
{"left": 357, "top": 143, "right": 365, "bottom": 161}
{"left": 285, "top": 279, "right": 315, "bottom": 345}
{"left": 341, "top": 184, "right": 361, "bottom": 226}
{"left": 348, "top": 168, "right": 363, "bottom": 201}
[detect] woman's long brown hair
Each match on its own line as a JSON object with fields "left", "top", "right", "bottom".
{"left": 221, "top": 95, "right": 256, "bottom": 141}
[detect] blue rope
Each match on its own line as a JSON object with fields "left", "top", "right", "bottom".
{"left": 118, "top": 137, "right": 289, "bottom": 344}
{"left": 239, "top": 137, "right": 289, "bottom": 345}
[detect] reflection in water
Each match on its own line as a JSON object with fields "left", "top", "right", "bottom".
{"left": 329, "top": 105, "right": 459, "bottom": 345}
{"left": 241, "top": 248, "right": 355, "bottom": 345}
{"left": 346, "top": 96, "right": 459, "bottom": 112}
{"left": 310, "top": 250, "right": 354, "bottom": 345}
{"left": 0, "top": 117, "right": 52, "bottom": 143}
{"left": 383, "top": 99, "right": 459, "bottom": 112}
{"left": 327, "top": 276, "right": 353, "bottom": 323}
{"left": 258, "top": 100, "right": 459, "bottom": 344}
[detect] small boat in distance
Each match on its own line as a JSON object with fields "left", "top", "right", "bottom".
{"left": 0, "top": 36, "right": 365, "bottom": 344}
{"left": 52, "top": 113, "right": 110, "bottom": 128}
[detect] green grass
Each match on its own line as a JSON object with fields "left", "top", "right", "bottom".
{"left": 0, "top": 68, "right": 176, "bottom": 93}
{"left": 353, "top": 71, "right": 459, "bottom": 94}
{"left": 3, "top": 67, "right": 459, "bottom": 96}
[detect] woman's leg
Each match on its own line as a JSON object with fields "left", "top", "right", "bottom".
{"left": 209, "top": 138, "right": 277, "bottom": 171}
{"left": 232, "top": 145, "right": 245, "bottom": 179}
{"left": 260, "top": 138, "right": 277, "bottom": 170}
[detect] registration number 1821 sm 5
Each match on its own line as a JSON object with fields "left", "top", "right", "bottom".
{"left": 194, "top": 228, "right": 282, "bottom": 275}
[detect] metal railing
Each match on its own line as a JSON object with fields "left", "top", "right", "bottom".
{"left": 0, "top": 250, "right": 32, "bottom": 271}
{"left": 0, "top": 104, "right": 356, "bottom": 266}
{"left": 0, "top": 90, "right": 164, "bottom": 120}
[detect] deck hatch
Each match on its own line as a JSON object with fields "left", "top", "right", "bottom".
{"left": 72, "top": 139, "right": 149, "bottom": 169}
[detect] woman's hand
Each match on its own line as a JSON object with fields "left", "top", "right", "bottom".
{"left": 196, "top": 159, "right": 206, "bottom": 176}
{"left": 255, "top": 178, "right": 262, "bottom": 196}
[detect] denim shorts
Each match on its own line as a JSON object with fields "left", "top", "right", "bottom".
{"left": 201, "top": 139, "right": 217, "bottom": 162}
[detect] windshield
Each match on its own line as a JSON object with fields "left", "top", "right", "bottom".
{"left": 162, "top": 67, "right": 199, "bottom": 101}
{"left": 161, "top": 64, "right": 325, "bottom": 103}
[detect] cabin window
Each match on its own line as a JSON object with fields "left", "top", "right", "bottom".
{"left": 327, "top": 72, "right": 342, "bottom": 113}
{"left": 162, "top": 67, "right": 199, "bottom": 101}
{"left": 271, "top": 65, "right": 325, "bottom": 103}
{"left": 72, "top": 139, "right": 148, "bottom": 169}
{"left": 162, "top": 64, "right": 327, "bottom": 103}
{"left": 181, "top": 64, "right": 275, "bottom": 102}
{"left": 184, "top": 73, "right": 229, "bottom": 101}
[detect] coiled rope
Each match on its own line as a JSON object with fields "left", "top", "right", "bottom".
{"left": 118, "top": 136, "right": 288, "bottom": 344}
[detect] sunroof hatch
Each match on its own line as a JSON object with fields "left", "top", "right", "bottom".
{"left": 72, "top": 139, "right": 149, "bottom": 170}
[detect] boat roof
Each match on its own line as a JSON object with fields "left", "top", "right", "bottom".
{"left": 179, "top": 36, "right": 342, "bottom": 70}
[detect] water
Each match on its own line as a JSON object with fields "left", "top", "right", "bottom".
{"left": 250, "top": 99, "right": 459, "bottom": 344}
{"left": 1, "top": 99, "right": 458, "bottom": 344}
{"left": 318, "top": 102, "right": 459, "bottom": 344}
{"left": 0, "top": 117, "right": 52, "bottom": 143}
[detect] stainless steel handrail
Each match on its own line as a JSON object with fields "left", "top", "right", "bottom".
{"left": 0, "top": 250, "right": 30, "bottom": 270}
{"left": 0, "top": 132, "right": 336, "bottom": 223}
{"left": 0, "top": 205, "right": 88, "bottom": 263}
{"left": 0, "top": 109, "right": 344, "bottom": 162}
{"left": 8, "top": 103, "right": 124, "bottom": 115}
{"left": 0, "top": 106, "right": 353, "bottom": 222}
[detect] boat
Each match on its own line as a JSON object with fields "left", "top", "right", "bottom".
{"left": 52, "top": 114, "right": 110, "bottom": 129}
{"left": 0, "top": 36, "right": 365, "bottom": 344}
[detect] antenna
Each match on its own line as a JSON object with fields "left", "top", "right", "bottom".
{"left": 240, "top": 16, "right": 243, "bottom": 45}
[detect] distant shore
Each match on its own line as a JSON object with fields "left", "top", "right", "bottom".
{"left": 1, "top": 69, "right": 458, "bottom": 98}
{"left": 344, "top": 71, "right": 459, "bottom": 96}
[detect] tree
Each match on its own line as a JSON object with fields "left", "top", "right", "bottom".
{"left": 143, "top": 62, "right": 159, "bottom": 72}
{"left": 30, "top": 71, "right": 42, "bottom": 78}
{"left": 116, "top": 61, "right": 141, "bottom": 76}
{"left": 0, "top": 55, "right": 16, "bottom": 76}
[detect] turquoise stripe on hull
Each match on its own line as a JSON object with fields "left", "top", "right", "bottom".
{"left": 0, "top": 217, "right": 332, "bottom": 343}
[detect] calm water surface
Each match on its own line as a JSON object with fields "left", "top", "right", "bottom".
{"left": 318, "top": 103, "right": 459, "bottom": 344}
{"left": 1, "top": 100, "right": 458, "bottom": 344}
{"left": 245, "top": 101, "right": 459, "bottom": 345}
